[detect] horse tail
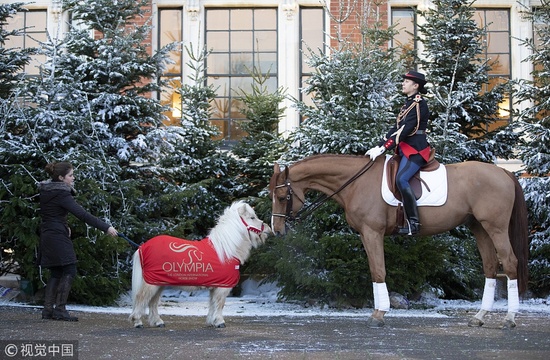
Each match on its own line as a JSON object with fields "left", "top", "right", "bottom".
{"left": 131, "top": 250, "right": 143, "bottom": 302}
{"left": 505, "top": 170, "right": 529, "bottom": 294}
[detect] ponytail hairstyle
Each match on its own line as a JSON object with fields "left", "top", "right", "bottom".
{"left": 45, "top": 162, "right": 73, "bottom": 182}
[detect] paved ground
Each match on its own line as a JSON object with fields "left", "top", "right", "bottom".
{"left": 1, "top": 305, "right": 549, "bottom": 359}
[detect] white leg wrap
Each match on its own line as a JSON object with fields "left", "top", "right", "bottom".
{"left": 372, "top": 282, "right": 379, "bottom": 310}
{"left": 375, "top": 282, "right": 390, "bottom": 312}
{"left": 480, "top": 278, "right": 496, "bottom": 311}
{"left": 507, "top": 278, "right": 519, "bottom": 314}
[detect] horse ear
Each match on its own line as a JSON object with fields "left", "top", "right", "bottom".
{"left": 273, "top": 162, "right": 280, "bottom": 174}
{"left": 237, "top": 202, "right": 252, "bottom": 217}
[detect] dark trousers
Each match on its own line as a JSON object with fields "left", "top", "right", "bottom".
{"left": 396, "top": 153, "right": 425, "bottom": 234}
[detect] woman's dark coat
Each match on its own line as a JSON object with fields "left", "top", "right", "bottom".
{"left": 38, "top": 181, "right": 110, "bottom": 268}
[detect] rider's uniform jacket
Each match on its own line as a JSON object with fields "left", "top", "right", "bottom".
{"left": 378, "top": 92, "right": 431, "bottom": 162}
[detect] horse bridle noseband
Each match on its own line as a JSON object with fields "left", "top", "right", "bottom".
{"left": 272, "top": 159, "right": 375, "bottom": 225}
{"left": 272, "top": 167, "right": 304, "bottom": 223}
{"left": 240, "top": 216, "right": 265, "bottom": 235}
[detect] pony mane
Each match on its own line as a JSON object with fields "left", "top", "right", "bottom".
{"left": 208, "top": 201, "right": 251, "bottom": 263}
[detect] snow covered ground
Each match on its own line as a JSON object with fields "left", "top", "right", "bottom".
{"left": 5, "top": 278, "right": 549, "bottom": 318}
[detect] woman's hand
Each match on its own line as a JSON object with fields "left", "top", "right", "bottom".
{"left": 366, "top": 146, "right": 386, "bottom": 161}
{"left": 107, "top": 226, "right": 118, "bottom": 237}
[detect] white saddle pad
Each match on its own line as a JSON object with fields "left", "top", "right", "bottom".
{"left": 381, "top": 155, "right": 448, "bottom": 207}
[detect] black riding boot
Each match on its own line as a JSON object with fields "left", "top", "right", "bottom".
{"left": 52, "top": 274, "right": 78, "bottom": 321}
{"left": 41, "top": 277, "right": 60, "bottom": 319}
{"left": 398, "top": 187, "right": 421, "bottom": 236}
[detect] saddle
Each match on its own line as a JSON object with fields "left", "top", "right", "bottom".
{"left": 386, "top": 148, "right": 440, "bottom": 202}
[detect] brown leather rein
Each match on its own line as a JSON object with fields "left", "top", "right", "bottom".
{"left": 272, "top": 158, "right": 375, "bottom": 224}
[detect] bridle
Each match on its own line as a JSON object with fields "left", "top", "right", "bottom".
{"left": 240, "top": 216, "right": 265, "bottom": 235}
{"left": 271, "top": 166, "right": 304, "bottom": 223}
{"left": 272, "top": 159, "right": 375, "bottom": 225}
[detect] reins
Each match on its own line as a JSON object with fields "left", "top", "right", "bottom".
{"left": 276, "top": 158, "right": 375, "bottom": 223}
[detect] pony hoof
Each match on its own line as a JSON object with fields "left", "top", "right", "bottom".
{"left": 501, "top": 320, "right": 516, "bottom": 330}
{"left": 156, "top": 323, "right": 165, "bottom": 328}
{"left": 134, "top": 324, "right": 144, "bottom": 329}
{"left": 366, "top": 317, "right": 385, "bottom": 328}
{"left": 215, "top": 323, "right": 226, "bottom": 328}
{"left": 468, "top": 318, "right": 484, "bottom": 327}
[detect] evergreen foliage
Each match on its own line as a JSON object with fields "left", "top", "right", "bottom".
{"left": 1, "top": 0, "right": 547, "bottom": 307}
{"left": 260, "top": 6, "right": 464, "bottom": 306}
{"left": 0, "top": 0, "right": 234, "bottom": 305}
{"left": 287, "top": 31, "right": 401, "bottom": 159}
{"left": 231, "top": 64, "right": 287, "bottom": 197}
{"left": 0, "top": 2, "right": 38, "bottom": 277}
{"left": 263, "top": 1, "right": 524, "bottom": 306}
{"left": 514, "top": 1, "right": 550, "bottom": 296}
{"left": 416, "top": 0, "right": 518, "bottom": 163}
{"left": 0, "top": 2, "right": 34, "bottom": 99}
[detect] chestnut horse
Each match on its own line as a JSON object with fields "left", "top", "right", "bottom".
{"left": 269, "top": 154, "right": 529, "bottom": 329}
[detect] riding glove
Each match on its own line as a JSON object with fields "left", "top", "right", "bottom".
{"left": 366, "top": 146, "right": 385, "bottom": 161}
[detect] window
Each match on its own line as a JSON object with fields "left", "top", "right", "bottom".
{"left": 474, "top": 9, "right": 511, "bottom": 126}
{"left": 4, "top": 9, "right": 47, "bottom": 75}
{"left": 391, "top": 7, "right": 416, "bottom": 60}
{"left": 205, "top": 8, "right": 278, "bottom": 145}
{"left": 299, "top": 7, "right": 325, "bottom": 110}
{"left": 158, "top": 8, "right": 183, "bottom": 125}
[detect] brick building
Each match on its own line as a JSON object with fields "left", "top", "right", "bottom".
{"left": 1, "top": 0, "right": 541, "bottom": 163}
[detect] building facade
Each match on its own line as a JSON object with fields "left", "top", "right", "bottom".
{"left": 1, "top": 0, "right": 540, "bottom": 156}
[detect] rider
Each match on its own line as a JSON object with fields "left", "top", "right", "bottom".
{"left": 365, "top": 70, "right": 431, "bottom": 235}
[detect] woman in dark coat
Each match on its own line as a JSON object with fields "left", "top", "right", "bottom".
{"left": 38, "top": 162, "right": 118, "bottom": 321}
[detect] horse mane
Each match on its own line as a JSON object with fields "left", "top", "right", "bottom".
{"left": 292, "top": 153, "right": 363, "bottom": 166}
{"left": 208, "top": 201, "right": 252, "bottom": 264}
{"left": 270, "top": 154, "right": 364, "bottom": 195}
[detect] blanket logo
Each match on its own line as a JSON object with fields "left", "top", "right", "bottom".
{"left": 140, "top": 235, "right": 240, "bottom": 287}
{"left": 163, "top": 242, "right": 214, "bottom": 273}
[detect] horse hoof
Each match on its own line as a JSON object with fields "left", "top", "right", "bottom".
{"left": 156, "top": 323, "right": 165, "bottom": 328}
{"left": 215, "top": 323, "right": 226, "bottom": 328}
{"left": 366, "top": 317, "right": 385, "bottom": 328}
{"left": 468, "top": 318, "right": 484, "bottom": 327}
{"left": 134, "top": 324, "right": 144, "bottom": 329}
{"left": 501, "top": 320, "right": 516, "bottom": 330}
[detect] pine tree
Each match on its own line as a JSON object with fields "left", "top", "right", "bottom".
{"left": 0, "top": 2, "right": 39, "bottom": 278}
{"left": 0, "top": 0, "right": 179, "bottom": 304}
{"left": 0, "top": 2, "right": 34, "bottom": 99}
{"left": 411, "top": 0, "right": 520, "bottom": 298}
{"left": 261, "top": 4, "right": 463, "bottom": 306}
{"left": 514, "top": 0, "right": 550, "bottom": 296}
{"left": 231, "top": 64, "right": 287, "bottom": 197}
{"left": 158, "top": 45, "right": 227, "bottom": 183}
{"left": 416, "top": 0, "right": 518, "bottom": 163}
{"left": 286, "top": 46, "right": 400, "bottom": 159}
{"left": 148, "top": 45, "right": 237, "bottom": 237}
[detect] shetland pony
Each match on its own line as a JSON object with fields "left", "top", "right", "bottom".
{"left": 129, "top": 201, "right": 271, "bottom": 328}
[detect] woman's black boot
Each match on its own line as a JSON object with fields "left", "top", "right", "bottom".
{"left": 41, "top": 277, "right": 60, "bottom": 319}
{"left": 52, "top": 274, "right": 78, "bottom": 321}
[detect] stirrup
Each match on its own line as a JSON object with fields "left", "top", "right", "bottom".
{"left": 398, "top": 219, "right": 420, "bottom": 236}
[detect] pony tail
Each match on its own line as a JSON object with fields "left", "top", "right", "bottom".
{"left": 506, "top": 171, "right": 529, "bottom": 294}
{"left": 131, "top": 250, "right": 143, "bottom": 302}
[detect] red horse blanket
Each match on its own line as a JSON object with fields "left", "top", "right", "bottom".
{"left": 139, "top": 235, "right": 240, "bottom": 288}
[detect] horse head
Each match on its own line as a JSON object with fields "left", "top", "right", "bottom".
{"left": 269, "top": 163, "right": 305, "bottom": 236}
{"left": 234, "top": 201, "right": 272, "bottom": 248}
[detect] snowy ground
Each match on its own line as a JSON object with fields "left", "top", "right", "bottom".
{"left": 5, "top": 278, "right": 549, "bottom": 318}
